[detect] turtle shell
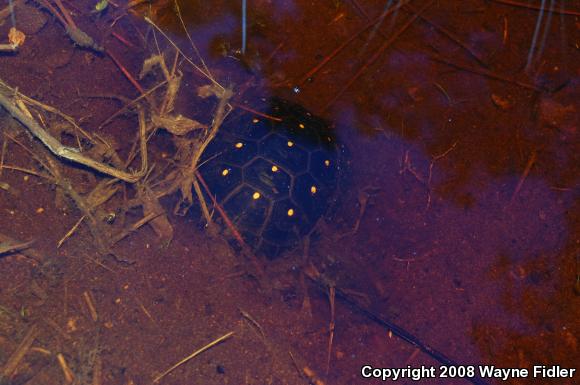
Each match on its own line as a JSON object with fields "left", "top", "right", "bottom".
{"left": 198, "top": 98, "right": 343, "bottom": 258}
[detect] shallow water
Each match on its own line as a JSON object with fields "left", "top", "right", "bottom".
{"left": 0, "top": 1, "right": 578, "bottom": 384}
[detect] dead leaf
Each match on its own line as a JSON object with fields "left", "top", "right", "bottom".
{"left": 491, "top": 94, "right": 511, "bottom": 110}
{"left": 152, "top": 114, "right": 206, "bottom": 135}
{"left": 539, "top": 98, "right": 576, "bottom": 128}
{"left": 8, "top": 27, "right": 25, "bottom": 47}
{"left": 197, "top": 84, "right": 227, "bottom": 99}
{"left": 138, "top": 184, "right": 173, "bottom": 243}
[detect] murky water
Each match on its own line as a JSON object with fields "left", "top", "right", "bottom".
{"left": 140, "top": 0, "right": 579, "bottom": 381}
{"left": 0, "top": 1, "right": 578, "bottom": 384}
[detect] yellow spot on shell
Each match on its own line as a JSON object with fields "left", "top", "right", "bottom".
{"left": 252, "top": 118, "right": 259, "bottom": 123}
{"left": 310, "top": 186, "right": 317, "bottom": 194}
{"left": 235, "top": 142, "right": 244, "bottom": 149}
{"left": 271, "top": 165, "right": 279, "bottom": 172}
{"left": 287, "top": 208, "right": 294, "bottom": 217}
{"left": 324, "top": 159, "right": 331, "bottom": 167}
{"left": 287, "top": 141, "right": 294, "bottom": 147}
{"left": 298, "top": 123, "right": 305, "bottom": 129}
{"left": 221, "top": 169, "right": 229, "bottom": 176}
{"left": 252, "top": 192, "right": 261, "bottom": 200}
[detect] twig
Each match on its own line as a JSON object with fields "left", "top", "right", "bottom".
{"left": 347, "top": 0, "right": 371, "bottom": 19}
{"left": 404, "top": 3, "right": 487, "bottom": 67}
{"left": 303, "top": 265, "right": 491, "bottom": 385}
{"left": 0, "top": 133, "right": 6, "bottom": 177}
{"left": 107, "top": 49, "right": 145, "bottom": 94}
{"left": 143, "top": 16, "right": 224, "bottom": 91}
{"left": 83, "top": 290, "right": 98, "bottom": 322}
{"left": 190, "top": 88, "right": 233, "bottom": 223}
{"left": 325, "top": 285, "right": 335, "bottom": 376}
{"left": 239, "top": 309, "right": 267, "bottom": 340}
{"left": 53, "top": 0, "right": 77, "bottom": 29}
{"left": 0, "top": 43, "right": 18, "bottom": 52}
{"left": 4, "top": 128, "right": 51, "bottom": 173}
{"left": 95, "top": 79, "right": 168, "bottom": 130}
{"left": 42, "top": 154, "right": 111, "bottom": 254}
{"left": 0, "top": 239, "right": 34, "bottom": 255}
{"left": 510, "top": 150, "right": 536, "bottom": 204}
{"left": 173, "top": 0, "right": 214, "bottom": 84}
{"left": 298, "top": 0, "right": 410, "bottom": 86}
{"left": 0, "top": 88, "right": 147, "bottom": 183}
{"left": 0, "top": 78, "right": 94, "bottom": 143}
{"left": 195, "top": 170, "right": 245, "bottom": 247}
{"left": 57, "top": 215, "right": 85, "bottom": 248}
{"left": 111, "top": 30, "right": 137, "bottom": 49}
{"left": 231, "top": 103, "right": 283, "bottom": 121}
{"left": 323, "top": 1, "right": 433, "bottom": 111}
{"left": 111, "top": 211, "right": 161, "bottom": 245}
{"left": 241, "top": 0, "right": 247, "bottom": 53}
{"left": 35, "top": 0, "right": 67, "bottom": 26}
{"left": 152, "top": 332, "right": 234, "bottom": 383}
{"left": 0, "top": 164, "right": 48, "bottom": 179}
{"left": 134, "top": 296, "right": 157, "bottom": 325}
{"left": 57, "top": 353, "right": 75, "bottom": 383}
{"left": 92, "top": 354, "right": 102, "bottom": 385}
{"left": 0, "top": 232, "right": 44, "bottom": 261}
{"left": 195, "top": 169, "right": 265, "bottom": 277}
{"left": 430, "top": 53, "right": 545, "bottom": 92}
{"left": 490, "top": 0, "right": 580, "bottom": 16}
{"left": 1, "top": 324, "right": 37, "bottom": 381}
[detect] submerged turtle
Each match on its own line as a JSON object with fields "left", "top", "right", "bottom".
{"left": 198, "top": 98, "right": 344, "bottom": 258}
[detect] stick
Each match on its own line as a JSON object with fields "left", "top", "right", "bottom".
{"left": 190, "top": 88, "right": 232, "bottom": 223}
{"left": 143, "top": 16, "right": 224, "bottom": 91}
{"left": 430, "top": 53, "right": 544, "bottom": 92}
{"left": 0, "top": 43, "right": 18, "bottom": 52}
{"left": 173, "top": 0, "right": 214, "bottom": 85}
{"left": 0, "top": 239, "right": 34, "bottom": 255}
{"left": 152, "top": 332, "right": 234, "bottom": 383}
{"left": 0, "top": 78, "right": 94, "bottom": 143}
{"left": 0, "top": 232, "right": 44, "bottom": 261}
{"left": 325, "top": 286, "right": 335, "bottom": 376}
{"left": 404, "top": 3, "right": 487, "bottom": 67}
{"left": 35, "top": 0, "right": 67, "bottom": 26}
{"left": 111, "top": 30, "right": 137, "bottom": 49}
{"left": 53, "top": 0, "right": 77, "bottom": 29}
{"left": 490, "top": 0, "right": 580, "bottom": 16}
{"left": 107, "top": 49, "right": 145, "bottom": 94}
{"left": 510, "top": 150, "right": 536, "bottom": 204}
{"left": 1, "top": 324, "right": 37, "bottom": 380}
{"left": 57, "top": 215, "right": 85, "bottom": 248}
{"left": 0, "top": 133, "right": 6, "bottom": 177}
{"left": 323, "top": 1, "right": 433, "bottom": 111}
{"left": 304, "top": 267, "right": 491, "bottom": 385}
{"left": 298, "top": 0, "right": 410, "bottom": 86}
{"left": 83, "top": 291, "right": 98, "bottom": 322}
{"left": 0, "top": 89, "right": 146, "bottom": 183}
{"left": 57, "top": 353, "right": 75, "bottom": 383}
{"left": 231, "top": 103, "right": 282, "bottom": 121}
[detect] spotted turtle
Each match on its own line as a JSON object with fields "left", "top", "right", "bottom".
{"left": 198, "top": 98, "right": 344, "bottom": 258}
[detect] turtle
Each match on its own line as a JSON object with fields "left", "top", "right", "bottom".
{"left": 198, "top": 97, "right": 344, "bottom": 258}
